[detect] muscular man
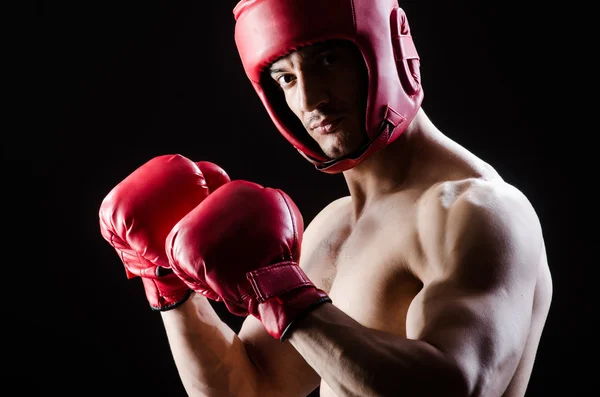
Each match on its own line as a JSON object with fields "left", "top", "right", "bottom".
{"left": 100, "top": 1, "right": 552, "bottom": 396}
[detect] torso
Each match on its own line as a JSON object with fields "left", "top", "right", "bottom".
{"left": 301, "top": 191, "right": 424, "bottom": 339}
{"left": 299, "top": 140, "right": 552, "bottom": 397}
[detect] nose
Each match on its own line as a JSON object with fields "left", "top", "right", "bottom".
{"left": 295, "top": 72, "right": 329, "bottom": 113}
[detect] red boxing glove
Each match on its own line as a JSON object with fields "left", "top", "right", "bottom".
{"left": 166, "top": 180, "right": 331, "bottom": 340}
{"left": 99, "top": 154, "right": 230, "bottom": 310}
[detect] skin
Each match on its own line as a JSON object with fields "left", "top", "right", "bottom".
{"left": 267, "top": 40, "right": 369, "bottom": 159}
{"left": 160, "top": 41, "right": 553, "bottom": 397}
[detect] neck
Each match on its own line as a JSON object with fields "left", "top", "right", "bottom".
{"left": 341, "top": 108, "right": 435, "bottom": 219}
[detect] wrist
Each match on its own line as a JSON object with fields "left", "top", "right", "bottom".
{"left": 246, "top": 262, "right": 331, "bottom": 341}
{"left": 141, "top": 271, "right": 192, "bottom": 311}
{"left": 272, "top": 290, "right": 332, "bottom": 341}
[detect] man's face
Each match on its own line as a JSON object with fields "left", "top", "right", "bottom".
{"left": 268, "top": 40, "right": 369, "bottom": 160}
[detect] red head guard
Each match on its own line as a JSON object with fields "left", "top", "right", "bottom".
{"left": 233, "top": 0, "right": 424, "bottom": 173}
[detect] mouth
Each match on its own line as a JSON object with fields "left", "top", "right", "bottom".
{"left": 311, "top": 117, "right": 344, "bottom": 134}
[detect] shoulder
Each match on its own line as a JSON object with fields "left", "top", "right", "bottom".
{"left": 304, "top": 195, "right": 352, "bottom": 233}
{"left": 445, "top": 178, "right": 541, "bottom": 241}
{"left": 298, "top": 195, "right": 351, "bottom": 262}
{"left": 417, "top": 177, "right": 543, "bottom": 280}
{"left": 419, "top": 177, "right": 539, "bottom": 227}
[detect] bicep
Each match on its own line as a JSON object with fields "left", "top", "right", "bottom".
{"left": 408, "top": 280, "right": 535, "bottom": 392}
{"left": 409, "top": 181, "right": 543, "bottom": 392}
{"left": 238, "top": 315, "right": 320, "bottom": 397}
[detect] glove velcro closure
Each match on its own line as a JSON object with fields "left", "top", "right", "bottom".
{"left": 246, "top": 262, "right": 332, "bottom": 341}
{"left": 246, "top": 261, "right": 313, "bottom": 302}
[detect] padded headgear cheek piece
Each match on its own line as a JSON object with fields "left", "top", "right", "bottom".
{"left": 233, "top": 0, "right": 424, "bottom": 174}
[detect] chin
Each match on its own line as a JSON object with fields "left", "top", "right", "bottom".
{"left": 323, "top": 150, "right": 345, "bottom": 160}
{"left": 322, "top": 145, "right": 357, "bottom": 160}
{"left": 315, "top": 125, "right": 366, "bottom": 159}
{"left": 323, "top": 141, "right": 365, "bottom": 161}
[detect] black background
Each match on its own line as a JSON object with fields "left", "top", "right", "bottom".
{"left": 21, "top": 0, "right": 578, "bottom": 395}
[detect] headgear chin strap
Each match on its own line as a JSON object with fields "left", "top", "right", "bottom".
{"left": 233, "top": 0, "right": 424, "bottom": 174}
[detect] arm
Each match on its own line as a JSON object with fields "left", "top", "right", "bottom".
{"left": 287, "top": 180, "right": 544, "bottom": 397}
{"left": 160, "top": 294, "right": 320, "bottom": 397}
{"left": 160, "top": 293, "right": 260, "bottom": 397}
{"left": 161, "top": 181, "right": 328, "bottom": 397}
{"left": 99, "top": 157, "right": 318, "bottom": 396}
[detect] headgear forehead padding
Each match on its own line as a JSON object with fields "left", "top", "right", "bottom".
{"left": 233, "top": 0, "right": 424, "bottom": 174}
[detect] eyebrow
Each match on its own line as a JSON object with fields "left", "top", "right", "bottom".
{"left": 269, "top": 67, "right": 286, "bottom": 75}
{"left": 268, "top": 42, "right": 335, "bottom": 75}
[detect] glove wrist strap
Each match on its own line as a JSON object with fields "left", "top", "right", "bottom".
{"left": 246, "top": 261, "right": 313, "bottom": 302}
{"left": 246, "top": 262, "right": 332, "bottom": 341}
{"left": 141, "top": 273, "right": 192, "bottom": 311}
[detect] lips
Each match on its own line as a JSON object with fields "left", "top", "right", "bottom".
{"left": 311, "top": 117, "right": 343, "bottom": 134}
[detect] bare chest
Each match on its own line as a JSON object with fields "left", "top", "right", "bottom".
{"left": 301, "top": 209, "right": 423, "bottom": 337}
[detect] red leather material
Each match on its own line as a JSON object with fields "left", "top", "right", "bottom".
{"left": 167, "top": 180, "right": 330, "bottom": 339}
{"left": 196, "top": 161, "right": 232, "bottom": 193}
{"left": 246, "top": 261, "right": 314, "bottom": 303}
{"left": 233, "top": 0, "right": 424, "bottom": 173}
{"left": 99, "top": 154, "right": 230, "bottom": 310}
{"left": 234, "top": 0, "right": 354, "bottom": 84}
{"left": 247, "top": 263, "right": 331, "bottom": 340}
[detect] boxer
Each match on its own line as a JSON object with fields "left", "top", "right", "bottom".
{"left": 100, "top": 1, "right": 552, "bottom": 396}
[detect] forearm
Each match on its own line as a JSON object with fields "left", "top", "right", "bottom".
{"left": 160, "top": 292, "right": 263, "bottom": 397}
{"left": 287, "top": 303, "right": 465, "bottom": 397}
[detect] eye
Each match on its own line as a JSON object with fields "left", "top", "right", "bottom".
{"left": 320, "top": 52, "right": 339, "bottom": 66}
{"left": 276, "top": 74, "right": 296, "bottom": 87}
